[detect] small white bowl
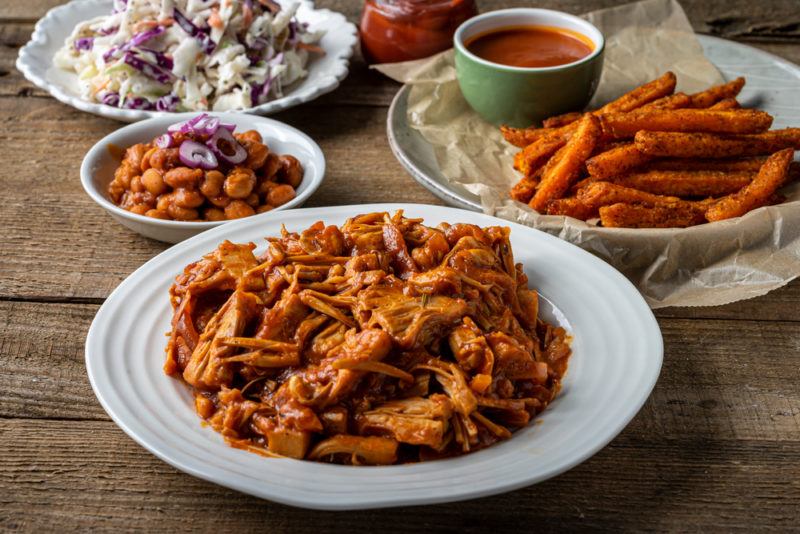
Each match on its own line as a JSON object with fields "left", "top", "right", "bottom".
{"left": 80, "top": 112, "right": 325, "bottom": 243}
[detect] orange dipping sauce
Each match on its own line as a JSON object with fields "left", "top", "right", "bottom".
{"left": 466, "top": 25, "right": 594, "bottom": 68}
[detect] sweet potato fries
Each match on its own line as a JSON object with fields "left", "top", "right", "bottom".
{"left": 165, "top": 212, "right": 571, "bottom": 464}
{"left": 502, "top": 73, "right": 799, "bottom": 228}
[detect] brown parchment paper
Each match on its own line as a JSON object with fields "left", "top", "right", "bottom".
{"left": 375, "top": 0, "right": 800, "bottom": 308}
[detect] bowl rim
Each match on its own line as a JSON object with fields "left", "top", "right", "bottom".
{"left": 454, "top": 8, "right": 605, "bottom": 73}
{"left": 80, "top": 112, "right": 325, "bottom": 229}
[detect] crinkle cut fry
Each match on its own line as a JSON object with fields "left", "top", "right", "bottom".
{"left": 705, "top": 149, "right": 794, "bottom": 221}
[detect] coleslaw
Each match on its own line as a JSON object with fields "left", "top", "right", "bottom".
{"left": 54, "top": 0, "right": 325, "bottom": 111}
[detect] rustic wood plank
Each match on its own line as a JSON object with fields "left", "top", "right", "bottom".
{"left": 7, "top": 0, "right": 800, "bottom": 35}
{"left": 1, "top": 0, "right": 799, "bottom": 530}
{"left": 0, "top": 301, "right": 104, "bottom": 420}
{"left": 1, "top": 417, "right": 798, "bottom": 531}
{"left": 0, "top": 0, "right": 68, "bottom": 22}
{"left": 732, "top": 40, "right": 800, "bottom": 65}
{"left": 3, "top": 300, "right": 799, "bottom": 445}
{"left": 654, "top": 279, "right": 800, "bottom": 321}
{"left": 5, "top": 0, "right": 800, "bottom": 98}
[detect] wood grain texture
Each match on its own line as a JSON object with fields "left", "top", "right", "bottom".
{"left": 1, "top": 0, "right": 800, "bottom": 530}
{"left": 6, "top": 0, "right": 800, "bottom": 33}
{"left": 4, "top": 1, "right": 800, "bottom": 98}
{"left": 1, "top": 418, "right": 798, "bottom": 532}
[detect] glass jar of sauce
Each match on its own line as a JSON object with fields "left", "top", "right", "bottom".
{"left": 359, "top": 0, "right": 478, "bottom": 64}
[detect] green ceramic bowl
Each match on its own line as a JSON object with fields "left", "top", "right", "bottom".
{"left": 455, "top": 8, "right": 605, "bottom": 127}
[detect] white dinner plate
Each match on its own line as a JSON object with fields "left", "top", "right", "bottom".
{"left": 17, "top": 0, "right": 357, "bottom": 122}
{"left": 388, "top": 35, "right": 800, "bottom": 211}
{"left": 85, "top": 203, "right": 663, "bottom": 510}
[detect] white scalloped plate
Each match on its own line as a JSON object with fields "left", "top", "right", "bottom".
{"left": 85, "top": 203, "right": 662, "bottom": 510}
{"left": 17, "top": 0, "right": 357, "bottom": 122}
{"left": 388, "top": 35, "right": 800, "bottom": 211}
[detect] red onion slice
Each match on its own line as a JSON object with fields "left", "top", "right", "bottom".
{"left": 207, "top": 127, "right": 247, "bottom": 166}
{"left": 155, "top": 133, "right": 174, "bottom": 148}
{"left": 179, "top": 140, "right": 218, "bottom": 169}
{"left": 193, "top": 115, "right": 221, "bottom": 135}
{"left": 220, "top": 122, "right": 236, "bottom": 132}
{"left": 167, "top": 113, "right": 207, "bottom": 133}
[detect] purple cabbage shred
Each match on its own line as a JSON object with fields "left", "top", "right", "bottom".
{"left": 173, "top": 8, "right": 216, "bottom": 54}
{"left": 140, "top": 47, "right": 174, "bottom": 70}
{"left": 74, "top": 37, "right": 94, "bottom": 51}
{"left": 103, "top": 26, "right": 165, "bottom": 61}
{"left": 123, "top": 96, "right": 153, "bottom": 110}
{"left": 123, "top": 52, "right": 173, "bottom": 84}
{"left": 101, "top": 92, "right": 120, "bottom": 107}
{"left": 156, "top": 94, "right": 180, "bottom": 112}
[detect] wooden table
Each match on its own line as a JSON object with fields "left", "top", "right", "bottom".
{"left": 2, "top": 0, "right": 799, "bottom": 530}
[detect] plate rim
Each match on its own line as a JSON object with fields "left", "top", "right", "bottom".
{"left": 85, "top": 202, "right": 663, "bottom": 510}
{"left": 386, "top": 86, "right": 482, "bottom": 211}
{"left": 386, "top": 34, "right": 800, "bottom": 214}
{"left": 16, "top": 0, "right": 358, "bottom": 122}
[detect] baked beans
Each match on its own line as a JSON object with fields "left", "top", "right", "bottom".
{"left": 108, "top": 129, "right": 303, "bottom": 222}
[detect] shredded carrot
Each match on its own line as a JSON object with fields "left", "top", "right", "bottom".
{"left": 297, "top": 42, "right": 326, "bottom": 54}
{"left": 242, "top": 3, "right": 253, "bottom": 28}
{"left": 208, "top": 9, "right": 224, "bottom": 30}
{"left": 133, "top": 20, "right": 160, "bottom": 33}
{"left": 90, "top": 78, "right": 110, "bottom": 97}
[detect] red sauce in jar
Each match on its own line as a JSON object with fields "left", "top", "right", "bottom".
{"left": 360, "top": 0, "right": 478, "bottom": 64}
{"left": 465, "top": 26, "right": 594, "bottom": 68}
